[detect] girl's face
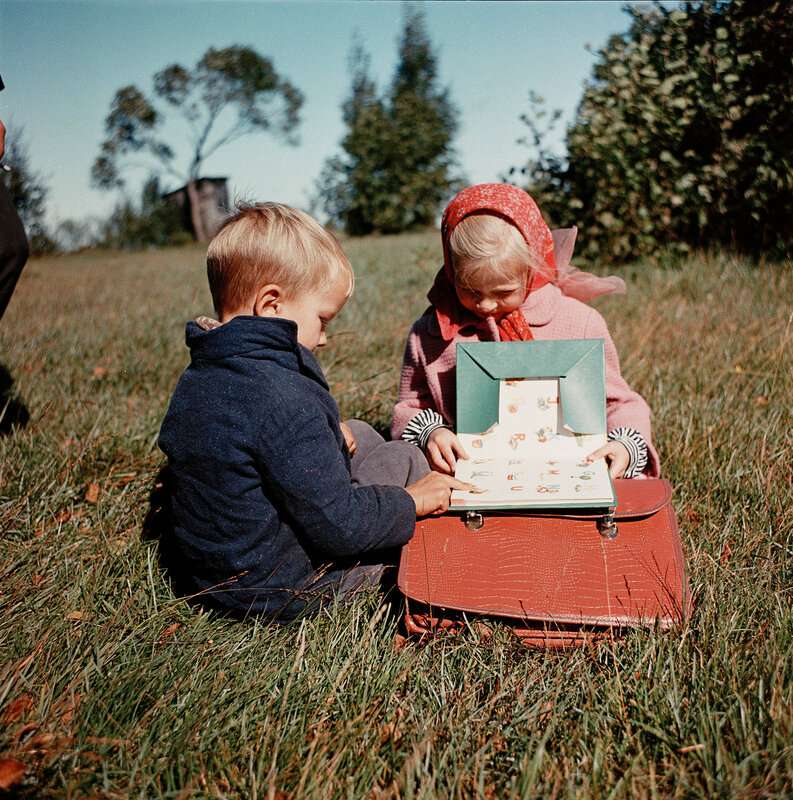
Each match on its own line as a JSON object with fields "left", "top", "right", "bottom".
{"left": 454, "top": 266, "right": 526, "bottom": 320}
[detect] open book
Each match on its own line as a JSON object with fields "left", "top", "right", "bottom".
{"left": 450, "top": 341, "right": 616, "bottom": 511}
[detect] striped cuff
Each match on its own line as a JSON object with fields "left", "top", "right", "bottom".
{"left": 401, "top": 409, "right": 449, "bottom": 451}
{"left": 608, "top": 427, "right": 648, "bottom": 478}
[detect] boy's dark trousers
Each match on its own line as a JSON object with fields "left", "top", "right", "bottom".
{"left": 330, "top": 419, "right": 429, "bottom": 600}
{"left": 0, "top": 178, "right": 28, "bottom": 320}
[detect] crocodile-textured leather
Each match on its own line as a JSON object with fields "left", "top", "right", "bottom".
{"left": 399, "top": 478, "right": 688, "bottom": 646}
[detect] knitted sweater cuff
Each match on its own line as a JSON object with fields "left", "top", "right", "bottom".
{"left": 608, "top": 427, "right": 648, "bottom": 478}
{"left": 401, "top": 409, "right": 450, "bottom": 451}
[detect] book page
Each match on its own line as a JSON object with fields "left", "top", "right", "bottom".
{"left": 451, "top": 378, "right": 613, "bottom": 508}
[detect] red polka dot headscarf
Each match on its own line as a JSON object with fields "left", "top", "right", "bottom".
{"left": 428, "top": 183, "right": 626, "bottom": 341}
{"left": 430, "top": 183, "right": 556, "bottom": 341}
{"left": 441, "top": 183, "right": 556, "bottom": 292}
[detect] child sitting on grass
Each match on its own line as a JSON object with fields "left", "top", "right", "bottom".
{"left": 392, "top": 183, "right": 659, "bottom": 479}
{"left": 159, "top": 202, "right": 469, "bottom": 622}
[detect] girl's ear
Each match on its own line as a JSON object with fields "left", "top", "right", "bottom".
{"left": 252, "top": 284, "right": 284, "bottom": 317}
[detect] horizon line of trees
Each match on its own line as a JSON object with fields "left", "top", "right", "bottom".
{"left": 7, "top": 0, "right": 792, "bottom": 261}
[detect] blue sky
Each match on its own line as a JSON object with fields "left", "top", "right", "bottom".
{"left": 0, "top": 1, "right": 640, "bottom": 229}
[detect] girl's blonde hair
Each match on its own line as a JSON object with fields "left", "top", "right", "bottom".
{"left": 448, "top": 212, "right": 553, "bottom": 289}
{"left": 207, "top": 202, "right": 353, "bottom": 316}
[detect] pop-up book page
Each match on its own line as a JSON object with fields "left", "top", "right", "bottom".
{"left": 451, "top": 378, "right": 613, "bottom": 508}
{"left": 450, "top": 340, "right": 616, "bottom": 511}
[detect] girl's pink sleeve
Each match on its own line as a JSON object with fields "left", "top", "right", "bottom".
{"left": 585, "top": 311, "right": 661, "bottom": 477}
{"left": 391, "top": 322, "right": 438, "bottom": 440}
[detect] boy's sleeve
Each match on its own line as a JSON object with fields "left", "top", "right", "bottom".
{"left": 256, "top": 395, "right": 417, "bottom": 557}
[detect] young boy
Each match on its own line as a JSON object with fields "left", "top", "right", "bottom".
{"left": 158, "top": 203, "right": 468, "bottom": 622}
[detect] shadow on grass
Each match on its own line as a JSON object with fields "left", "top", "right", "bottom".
{"left": 0, "top": 363, "right": 30, "bottom": 435}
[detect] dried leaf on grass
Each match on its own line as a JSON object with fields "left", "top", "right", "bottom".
{"left": 12, "top": 723, "right": 38, "bottom": 743}
{"left": 538, "top": 701, "right": 555, "bottom": 724}
{"left": 108, "top": 472, "right": 137, "bottom": 486}
{"left": 34, "top": 509, "right": 75, "bottom": 536}
{"left": 686, "top": 510, "right": 703, "bottom": 525}
{"left": 720, "top": 540, "right": 733, "bottom": 563}
{"left": 379, "top": 709, "right": 405, "bottom": 745}
{"left": 54, "top": 692, "right": 80, "bottom": 727}
{"left": 0, "top": 759, "right": 26, "bottom": 790}
{"left": 84, "top": 483, "right": 100, "bottom": 504}
{"left": 3, "top": 694, "right": 34, "bottom": 723}
{"left": 157, "top": 622, "right": 181, "bottom": 644}
{"left": 92, "top": 366, "right": 108, "bottom": 379}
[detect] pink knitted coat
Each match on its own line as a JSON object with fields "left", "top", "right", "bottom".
{"left": 391, "top": 282, "right": 660, "bottom": 478}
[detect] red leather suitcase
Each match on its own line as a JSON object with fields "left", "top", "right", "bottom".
{"left": 398, "top": 478, "right": 689, "bottom": 647}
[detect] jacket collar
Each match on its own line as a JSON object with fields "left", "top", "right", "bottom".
{"left": 185, "top": 316, "right": 329, "bottom": 389}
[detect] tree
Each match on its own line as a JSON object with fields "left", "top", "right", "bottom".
{"left": 4, "top": 125, "right": 57, "bottom": 256}
{"left": 504, "top": 91, "right": 566, "bottom": 227}
{"left": 92, "top": 45, "right": 303, "bottom": 241}
{"left": 317, "top": 7, "right": 461, "bottom": 235}
{"left": 54, "top": 218, "right": 97, "bottom": 252}
{"left": 514, "top": 0, "right": 793, "bottom": 262}
{"left": 315, "top": 39, "right": 392, "bottom": 235}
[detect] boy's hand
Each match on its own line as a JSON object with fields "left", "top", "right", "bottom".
{"left": 340, "top": 422, "right": 356, "bottom": 456}
{"left": 587, "top": 441, "right": 630, "bottom": 479}
{"left": 406, "top": 472, "right": 475, "bottom": 517}
{"left": 426, "top": 428, "right": 469, "bottom": 474}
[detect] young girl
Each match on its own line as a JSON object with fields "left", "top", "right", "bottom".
{"left": 391, "top": 183, "right": 659, "bottom": 479}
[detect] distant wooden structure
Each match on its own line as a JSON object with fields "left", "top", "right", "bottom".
{"left": 164, "top": 177, "right": 230, "bottom": 242}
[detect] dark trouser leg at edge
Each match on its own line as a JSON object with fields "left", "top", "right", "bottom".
{"left": 0, "top": 179, "right": 28, "bottom": 320}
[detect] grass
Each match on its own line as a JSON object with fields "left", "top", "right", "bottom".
{"left": 1, "top": 233, "right": 791, "bottom": 798}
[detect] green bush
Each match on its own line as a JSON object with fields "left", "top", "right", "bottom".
{"left": 97, "top": 176, "right": 189, "bottom": 251}
{"left": 518, "top": 0, "right": 793, "bottom": 263}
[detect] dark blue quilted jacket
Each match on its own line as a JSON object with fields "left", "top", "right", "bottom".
{"left": 158, "top": 316, "right": 415, "bottom": 620}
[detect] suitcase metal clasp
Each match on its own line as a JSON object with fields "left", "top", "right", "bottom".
{"left": 597, "top": 510, "right": 618, "bottom": 539}
{"left": 464, "top": 511, "right": 484, "bottom": 531}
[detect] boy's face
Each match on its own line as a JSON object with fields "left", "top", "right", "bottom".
{"left": 454, "top": 267, "right": 526, "bottom": 321}
{"left": 276, "top": 275, "right": 350, "bottom": 351}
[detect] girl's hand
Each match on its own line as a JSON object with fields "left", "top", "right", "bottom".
{"left": 339, "top": 422, "right": 356, "bottom": 456}
{"left": 406, "top": 472, "right": 475, "bottom": 516}
{"left": 587, "top": 441, "right": 630, "bottom": 479}
{"left": 426, "top": 428, "right": 469, "bottom": 474}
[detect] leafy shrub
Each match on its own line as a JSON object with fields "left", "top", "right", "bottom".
{"left": 98, "top": 176, "right": 190, "bottom": 251}
{"left": 516, "top": 0, "right": 793, "bottom": 263}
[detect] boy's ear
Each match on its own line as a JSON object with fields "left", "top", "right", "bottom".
{"left": 252, "top": 284, "right": 285, "bottom": 317}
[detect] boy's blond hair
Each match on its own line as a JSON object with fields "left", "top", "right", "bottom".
{"left": 448, "top": 212, "right": 553, "bottom": 289}
{"left": 207, "top": 202, "right": 353, "bottom": 316}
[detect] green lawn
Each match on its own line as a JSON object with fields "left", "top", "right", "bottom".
{"left": 1, "top": 234, "right": 791, "bottom": 798}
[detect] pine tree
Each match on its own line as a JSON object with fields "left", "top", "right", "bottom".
{"left": 317, "top": 7, "right": 460, "bottom": 235}
{"left": 316, "top": 41, "right": 392, "bottom": 235}
{"left": 383, "top": 6, "right": 460, "bottom": 231}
